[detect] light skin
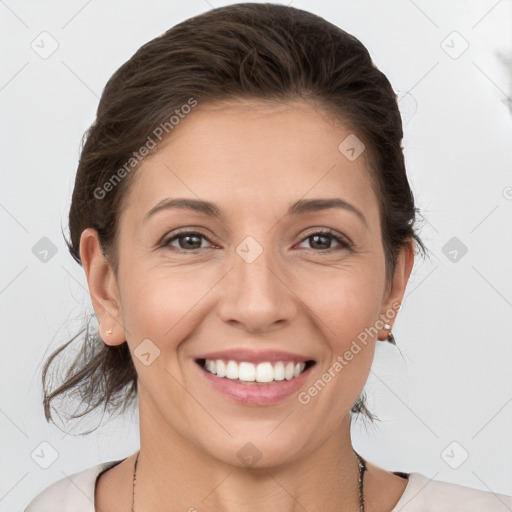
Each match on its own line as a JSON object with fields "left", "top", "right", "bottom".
{"left": 81, "top": 99, "right": 414, "bottom": 512}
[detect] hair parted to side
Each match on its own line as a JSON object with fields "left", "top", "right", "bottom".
{"left": 42, "top": 2, "right": 428, "bottom": 432}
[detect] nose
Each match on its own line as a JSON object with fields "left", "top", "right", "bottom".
{"left": 217, "top": 242, "right": 298, "bottom": 333}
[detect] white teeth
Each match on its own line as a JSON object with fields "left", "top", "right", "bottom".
{"left": 225, "top": 360, "right": 239, "bottom": 379}
{"left": 216, "top": 360, "right": 226, "bottom": 378}
{"left": 273, "top": 361, "right": 285, "bottom": 381}
{"left": 239, "top": 362, "right": 255, "bottom": 381}
{"left": 202, "top": 359, "right": 307, "bottom": 382}
{"left": 256, "top": 362, "right": 274, "bottom": 382}
{"left": 285, "top": 362, "right": 294, "bottom": 380}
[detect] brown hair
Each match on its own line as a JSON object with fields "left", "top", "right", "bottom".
{"left": 42, "top": 2, "right": 428, "bottom": 431}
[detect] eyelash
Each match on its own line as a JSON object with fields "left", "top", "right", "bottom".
{"left": 161, "top": 228, "right": 352, "bottom": 253}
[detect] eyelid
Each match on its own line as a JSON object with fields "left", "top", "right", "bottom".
{"left": 297, "top": 228, "right": 352, "bottom": 250}
{"left": 300, "top": 227, "right": 352, "bottom": 245}
{"left": 161, "top": 228, "right": 216, "bottom": 249}
{"left": 160, "top": 227, "right": 353, "bottom": 251}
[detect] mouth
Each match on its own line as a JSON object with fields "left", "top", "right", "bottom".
{"left": 195, "top": 358, "right": 316, "bottom": 385}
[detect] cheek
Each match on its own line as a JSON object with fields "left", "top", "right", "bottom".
{"left": 303, "top": 261, "right": 384, "bottom": 343}
{"left": 292, "top": 282, "right": 381, "bottom": 436}
{"left": 118, "top": 266, "right": 216, "bottom": 349}
{"left": 304, "top": 265, "right": 384, "bottom": 407}
{"left": 330, "top": 284, "right": 381, "bottom": 340}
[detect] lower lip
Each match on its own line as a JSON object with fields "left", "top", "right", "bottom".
{"left": 196, "top": 361, "right": 314, "bottom": 406}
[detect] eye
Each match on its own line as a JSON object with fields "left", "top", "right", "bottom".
{"left": 296, "top": 229, "right": 352, "bottom": 252}
{"left": 161, "top": 228, "right": 352, "bottom": 253}
{"left": 162, "top": 230, "right": 213, "bottom": 251}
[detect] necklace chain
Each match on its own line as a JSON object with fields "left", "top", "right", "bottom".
{"left": 132, "top": 449, "right": 367, "bottom": 511}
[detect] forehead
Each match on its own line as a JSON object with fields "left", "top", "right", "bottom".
{"left": 122, "top": 99, "right": 379, "bottom": 226}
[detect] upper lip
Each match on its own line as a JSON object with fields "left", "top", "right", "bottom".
{"left": 195, "top": 348, "right": 314, "bottom": 364}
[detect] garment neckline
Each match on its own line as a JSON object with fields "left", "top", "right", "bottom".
{"left": 392, "top": 470, "right": 411, "bottom": 480}
{"left": 94, "top": 459, "right": 412, "bottom": 508}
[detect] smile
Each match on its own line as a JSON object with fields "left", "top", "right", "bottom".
{"left": 199, "top": 358, "right": 315, "bottom": 383}
{"left": 195, "top": 358, "right": 316, "bottom": 405}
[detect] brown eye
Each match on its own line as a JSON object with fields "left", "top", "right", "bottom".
{"left": 163, "top": 231, "right": 211, "bottom": 251}
{"left": 297, "top": 230, "right": 352, "bottom": 252}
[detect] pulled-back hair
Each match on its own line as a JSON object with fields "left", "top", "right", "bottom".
{"left": 42, "top": 2, "right": 427, "bottom": 431}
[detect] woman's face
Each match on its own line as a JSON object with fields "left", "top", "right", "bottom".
{"left": 83, "top": 99, "right": 413, "bottom": 467}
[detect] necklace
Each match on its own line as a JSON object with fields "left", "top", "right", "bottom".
{"left": 132, "top": 449, "right": 367, "bottom": 511}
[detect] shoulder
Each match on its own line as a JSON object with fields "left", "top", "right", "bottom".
{"left": 392, "top": 472, "right": 512, "bottom": 511}
{"left": 23, "top": 459, "right": 124, "bottom": 512}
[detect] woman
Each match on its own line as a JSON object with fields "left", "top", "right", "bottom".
{"left": 24, "top": 3, "right": 512, "bottom": 511}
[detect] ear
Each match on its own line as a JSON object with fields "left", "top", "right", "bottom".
{"left": 79, "top": 227, "right": 126, "bottom": 346}
{"left": 378, "top": 239, "right": 415, "bottom": 341}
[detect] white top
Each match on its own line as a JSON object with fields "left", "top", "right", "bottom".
{"left": 24, "top": 459, "right": 512, "bottom": 511}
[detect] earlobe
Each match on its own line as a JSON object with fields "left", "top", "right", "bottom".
{"left": 79, "top": 228, "right": 126, "bottom": 346}
{"left": 101, "top": 324, "right": 124, "bottom": 346}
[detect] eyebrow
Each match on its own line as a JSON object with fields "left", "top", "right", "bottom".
{"left": 144, "top": 197, "right": 367, "bottom": 227}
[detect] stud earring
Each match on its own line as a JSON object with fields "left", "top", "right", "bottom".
{"left": 383, "top": 323, "right": 395, "bottom": 345}
{"left": 106, "top": 328, "right": 113, "bottom": 335}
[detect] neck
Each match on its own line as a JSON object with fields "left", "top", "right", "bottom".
{"left": 135, "top": 392, "right": 364, "bottom": 512}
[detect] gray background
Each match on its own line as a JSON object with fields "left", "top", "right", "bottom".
{"left": 1, "top": 0, "right": 511, "bottom": 510}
